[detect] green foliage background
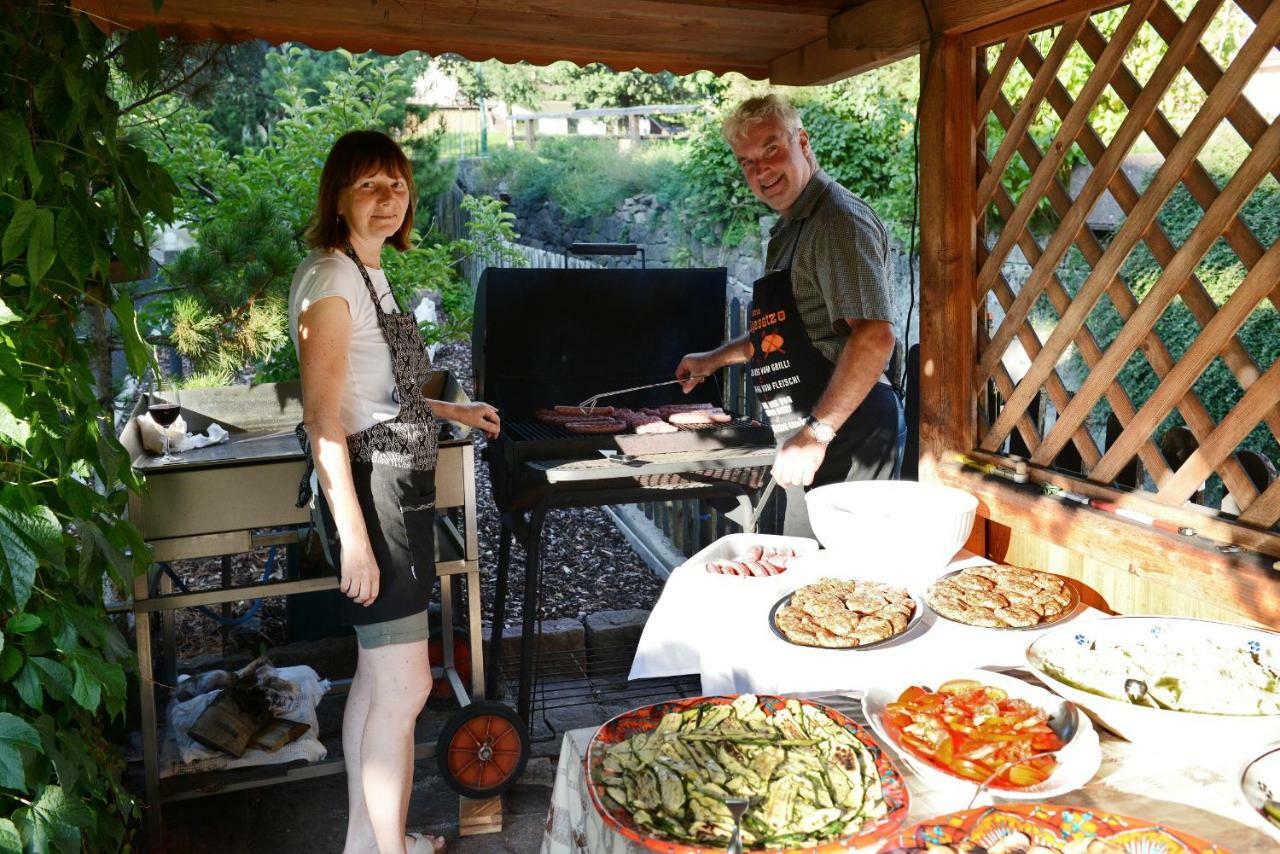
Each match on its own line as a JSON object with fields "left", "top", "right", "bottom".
{"left": 133, "top": 46, "right": 520, "bottom": 387}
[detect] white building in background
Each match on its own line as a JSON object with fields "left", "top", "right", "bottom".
{"left": 1243, "top": 51, "right": 1280, "bottom": 120}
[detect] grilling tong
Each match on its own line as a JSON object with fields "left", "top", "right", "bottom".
{"left": 575, "top": 375, "right": 709, "bottom": 411}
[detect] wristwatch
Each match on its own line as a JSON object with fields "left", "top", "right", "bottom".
{"left": 804, "top": 415, "right": 836, "bottom": 445}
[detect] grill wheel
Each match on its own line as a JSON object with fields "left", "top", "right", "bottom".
{"left": 436, "top": 701, "right": 530, "bottom": 799}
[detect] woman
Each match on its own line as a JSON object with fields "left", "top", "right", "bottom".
{"left": 289, "top": 130, "right": 499, "bottom": 854}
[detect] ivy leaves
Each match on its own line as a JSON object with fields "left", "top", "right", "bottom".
{"left": 1, "top": 3, "right": 172, "bottom": 850}
{"left": 0, "top": 713, "right": 41, "bottom": 792}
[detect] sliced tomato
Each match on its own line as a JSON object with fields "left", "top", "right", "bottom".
{"left": 897, "top": 685, "right": 929, "bottom": 704}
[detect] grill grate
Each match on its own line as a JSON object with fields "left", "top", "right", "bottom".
{"left": 504, "top": 415, "right": 760, "bottom": 443}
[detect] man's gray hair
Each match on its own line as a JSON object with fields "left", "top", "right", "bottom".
{"left": 721, "top": 94, "right": 802, "bottom": 145}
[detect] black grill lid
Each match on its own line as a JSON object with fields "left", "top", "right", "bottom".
{"left": 473, "top": 267, "right": 729, "bottom": 418}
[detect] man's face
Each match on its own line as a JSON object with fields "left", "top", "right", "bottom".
{"left": 730, "top": 118, "right": 814, "bottom": 216}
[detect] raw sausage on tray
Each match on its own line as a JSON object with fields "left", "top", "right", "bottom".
{"left": 704, "top": 545, "right": 798, "bottom": 577}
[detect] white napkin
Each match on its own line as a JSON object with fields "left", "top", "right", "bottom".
{"left": 138, "top": 412, "right": 230, "bottom": 455}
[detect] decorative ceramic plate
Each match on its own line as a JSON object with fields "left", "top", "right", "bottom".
{"left": 767, "top": 589, "right": 925, "bottom": 650}
{"left": 1239, "top": 742, "right": 1280, "bottom": 835}
{"left": 585, "top": 695, "right": 911, "bottom": 853}
{"left": 880, "top": 803, "right": 1228, "bottom": 852}
{"left": 926, "top": 567, "right": 1080, "bottom": 631}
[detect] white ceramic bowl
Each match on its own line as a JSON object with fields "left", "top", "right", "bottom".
{"left": 1240, "top": 743, "right": 1280, "bottom": 838}
{"left": 1026, "top": 616, "right": 1280, "bottom": 748}
{"left": 804, "top": 481, "right": 978, "bottom": 574}
{"left": 862, "top": 667, "right": 1101, "bottom": 799}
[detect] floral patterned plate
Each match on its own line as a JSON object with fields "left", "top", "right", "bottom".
{"left": 879, "top": 803, "right": 1227, "bottom": 852}
{"left": 584, "top": 694, "right": 911, "bottom": 853}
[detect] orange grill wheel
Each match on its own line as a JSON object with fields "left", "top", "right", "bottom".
{"left": 436, "top": 701, "right": 529, "bottom": 799}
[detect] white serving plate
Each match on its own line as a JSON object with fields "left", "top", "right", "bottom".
{"left": 1240, "top": 742, "right": 1280, "bottom": 838}
{"left": 862, "top": 667, "right": 1101, "bottom": 800}
{"left": 1026, "top": 615, "right": 1280, "bottom": 747}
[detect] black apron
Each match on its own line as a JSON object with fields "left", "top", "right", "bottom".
{"left": 296, "top": 245, "right": 439, "bottom": 626}
{"left": 748, "top": 222, "right": 903, "bottom": 537}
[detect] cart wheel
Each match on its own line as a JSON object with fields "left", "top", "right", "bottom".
{"left": 428, "top": 626, "right": 472, "bottom": 701}
{"left": 437, "top": 701, "right": 529, "bottom": 799}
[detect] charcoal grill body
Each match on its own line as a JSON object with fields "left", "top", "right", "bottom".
{"left": 474, "top": 268, "right": 776, "bottom": 722}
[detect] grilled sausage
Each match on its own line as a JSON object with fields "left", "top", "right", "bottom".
{"left": 564, "top": 418, "right": 626, "bottom": 434}
{"left": 657, "top": 403, "right": 715, "bottom": 417}
{"left": 554, "top": 404, "right": 615, "bottom": 416}
{"left": 536, "top": 409, "right": 614, "bottom": 427}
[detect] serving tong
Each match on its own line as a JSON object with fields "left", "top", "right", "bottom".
{"left": 723, "top": 797, "right": 749, "bottom": 854}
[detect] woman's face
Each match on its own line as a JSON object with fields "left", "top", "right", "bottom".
{"left": 338, "top": 168, "right": 410, "bottom": 244}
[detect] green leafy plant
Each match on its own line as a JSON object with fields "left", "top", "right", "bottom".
{"left": 134, "top": 46, "right": 467, "bottom": 385}
{"left": 1, "top": 2, "right": 174, "bottom": 849}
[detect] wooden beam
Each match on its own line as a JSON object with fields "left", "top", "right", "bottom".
{"left": 769, "top": 35, "right": 913, "bottom": 86}
{"left": 828, "top": 0, "right": 928, "bottom": 51}
{"left": 829, "top": 0, "right": 1102, "bottom": 51}
{"left": 936, "top": 466, "right": 1280, "bottom": 627}
{"left": 917, "top": 35, "right": 977, "bottom": 481}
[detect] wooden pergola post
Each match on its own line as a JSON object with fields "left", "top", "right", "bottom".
{"left": 917, "top": 34, "right": 978, "bottom": 483}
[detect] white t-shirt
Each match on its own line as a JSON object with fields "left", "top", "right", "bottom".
{"left": 288, "top": 248, "right": 401, "bottom": 436}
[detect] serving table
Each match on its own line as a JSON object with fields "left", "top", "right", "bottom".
{"left": 539, "top": 689, "right": 1278, "bottom": 852}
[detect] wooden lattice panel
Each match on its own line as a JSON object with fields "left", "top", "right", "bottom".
{"left": 970, "top": 0, "right": 1280, "bottom": 528}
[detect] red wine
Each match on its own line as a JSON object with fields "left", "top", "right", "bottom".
{"left": 149, "top": 404, "right": 181, "bottom": 428}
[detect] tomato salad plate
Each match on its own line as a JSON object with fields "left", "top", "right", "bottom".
{"left": 879, "top": 803, "right": 1227, "bottom": 853}
{"left": 585, "top": 693, "right": 911, "bottom": 852}
{"left": 862, "top": 669, "right": 1100, "bottom": 799}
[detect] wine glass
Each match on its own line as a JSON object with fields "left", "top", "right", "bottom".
{"left": 148, "top": 371, "right": 182, "bottom": 463}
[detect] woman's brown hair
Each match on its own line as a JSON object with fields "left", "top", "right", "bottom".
{"left": 307, "top": 130, "right": 416, "bottom": 252}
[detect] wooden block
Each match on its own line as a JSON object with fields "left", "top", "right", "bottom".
{"left": 458, "top": 796, "right": 502, "bottom": 837}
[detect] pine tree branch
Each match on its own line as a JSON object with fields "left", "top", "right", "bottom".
{"left": 122, "top": 42, "right": 228, "bottom": 114}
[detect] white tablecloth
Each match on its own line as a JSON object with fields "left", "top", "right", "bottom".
{"left": 652, "top": 548, "right": 1101, "bottom": 696}
{"left": 539, "top": 691, "right": 1279, "bottom": 853}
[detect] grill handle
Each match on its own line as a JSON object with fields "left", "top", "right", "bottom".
{"left": 568, "top": 242, "right": 645, "bottom": 269}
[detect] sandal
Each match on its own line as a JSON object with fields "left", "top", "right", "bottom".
{"left": 407, "top": 832, "right": 447, "bottom": 853}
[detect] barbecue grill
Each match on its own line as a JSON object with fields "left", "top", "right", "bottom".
{"left": 473, "top": 267, "right": 776, "bottom": 722}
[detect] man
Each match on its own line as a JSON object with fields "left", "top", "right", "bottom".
{"left": 676, "top": 93, "right": 904, "bottom": 537}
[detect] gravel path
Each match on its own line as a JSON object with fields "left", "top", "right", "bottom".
{"left": 173, "top": 341, "right": 662, "bottom": 659}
